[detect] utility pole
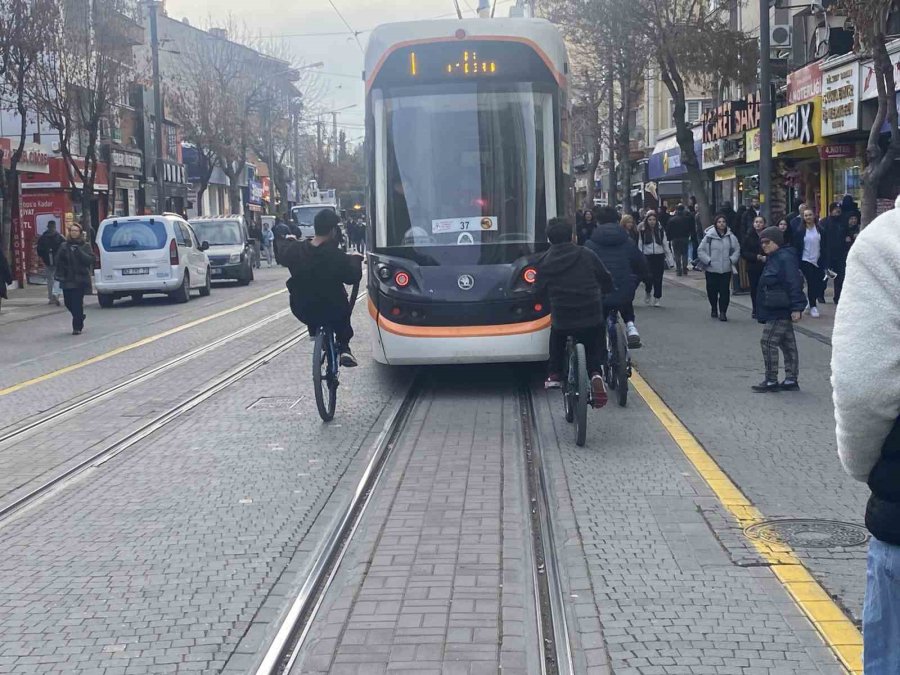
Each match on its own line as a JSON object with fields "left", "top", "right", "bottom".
{"left": 147, "top": 0, "right": 166, "bottom": 212}
{"left": 758, "top": 0, "right": 773, "bottom": 221}
{"left": 607, "top": 50, "right": 616, "bottom": 208}
{"left": 316, "top": 120, "right": 324, "bottom": 180}
{"left": 332, "top": 112, "right": 339, "bottom": 165}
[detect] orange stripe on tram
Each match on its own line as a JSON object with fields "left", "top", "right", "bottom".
{"left": 369, "top": 297, "right": 550, "bottom": 338}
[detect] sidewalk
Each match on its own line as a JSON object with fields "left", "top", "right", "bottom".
{"left": 663, "top": 269, "right": 835, "bottom": 342}
{"left": 0, "top": 283, "right": 73, "bottom": 327}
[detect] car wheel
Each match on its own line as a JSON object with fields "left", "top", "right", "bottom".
{"left": 199, "top": 269, "right": 211, "bottom": 297}
{"left": 98, "top": 293, "right": 115, "bottom": 309}
{"left": 237, "top": 264, "right": 252, "bottom": 286}
{"left": 170, "top": 270, "right": 190, "bottom": 303}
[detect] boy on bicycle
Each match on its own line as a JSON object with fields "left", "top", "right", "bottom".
{"left": 535, "top": 218, "right": 613, "bottom": 407}
{"left": 282, "top": 209, "right": 363, "bottom": 367}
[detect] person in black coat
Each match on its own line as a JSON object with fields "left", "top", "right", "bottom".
{"left": 535, "top": 218, "right": 613, "bottom": 403}
{"left": 665, "top": 205, "right": 694, "bottom": 276}
{"left": 742, "top": 214, "right": 768, "bottom": 319}
{"left": 753, "top": 226, "right": 808, "bottom": 393}
{"left": 36, "top": 221, "right": 65, "bottom": 305}
{"left": 585, "top": 213, "right": 650, "bottom": 348}
{"left": 55, "top": 223, "right": 95, "bottom": 335}
{"left": 821, "top": 202, "right": 851, "bottom": 304}
{"left": 0, "top": 247, "right": 12, "bottom": 313}
{"left": 576, "top": 208, "right": 597, "bottom": 246}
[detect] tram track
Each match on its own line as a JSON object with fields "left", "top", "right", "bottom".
{"left": 254, "top": 375, "right": 574, "bottom": 675}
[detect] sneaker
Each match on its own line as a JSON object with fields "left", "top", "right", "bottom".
{"left": 339, "top": 350, "right": 358, "bottom": 368}
{"left": 72, "top": 329, "right": 82, "bottom": 336}
{"left": 54, "top": 297, "right": 61, "bottom": 306}
{"left": 751, "top": 380, "right": 780, "bottom": 393}
{"left": 780, "top": 379, "right": 800, "bottom": 391}
{"left": 810, "top": 307, "right": 820, "bottom": 318}
{"left": 544, "top": 373, "right": 562, "bottom": 389}
{"left": 719, "top": 313, "right": 728, "bottom": 322}
{"left": 626, "top": 323, "right": 642, "bottom": 348}
{"left": 653, "top": 298, "right": 661, "bottom": 307}
{"left": 590, "top": 374, "right": 608, "bottom": 408}
{"left": 644, "top": 293, "right": 651, "bottom": 306}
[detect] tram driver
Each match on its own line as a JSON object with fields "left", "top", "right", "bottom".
{"left": 535, "top": 218, "right": 613, "bottom": 408}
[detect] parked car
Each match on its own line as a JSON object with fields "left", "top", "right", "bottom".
{"left": 189, "top": 216, "right": 255, "bottom": 285}
{"left": 94, "top": 213, "right": 211, "bottom": 307}
{"left": 291, "top": 204, "right": 339, "bottom": 240}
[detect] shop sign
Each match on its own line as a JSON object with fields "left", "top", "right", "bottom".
{"left": 821, "top": 61, "right": 860, "bottom": 136}
{"left": 110, "top": 148, "right": 142, "bottom": 173}
{"left": 17, "top": 143, "right": 50, "bottom": 174}
{"left": 261, "top": 176, "right": 271, "bottom": 202}
{"left": 701, "top": 91, "right": 760, "bottom": 143}
{"left": 774, "top": 99, "right": 821, "bottom": 153}
{"left": 819, "top": 143, "right": 857, "bottom": 160}
{"left": 723, "top": 136, "right": 745, "bottom": 163}
{"left": 249, "top": 180, "right": 263, "bottom": 205}
{"left": 714, "top": 167, "right": 737, "bottom": 182}
{"left": 787, "top": 61, "right": 823, "bottom": 104}
{"left": 745, "top": 127, "right": 778, "bottom": 163}
{"left": 701, "top": 140, "right": 724, "bottom": 170}
{"left": 647, "top": 128, "right": 703, "bottom": 180}
{"left": 861, "top": 52, "right": 900, "bottom": 101}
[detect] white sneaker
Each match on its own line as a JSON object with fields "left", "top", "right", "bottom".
{"left": 810, "top": 306, "right": 820, "bottom": 318}
{"left": 626, "top": 322, "right": 640, "bottom": 338}
{"left": 644, "top": 293, "right": 652, "bottom": 306}
{"left": 653, "top": 298, "right": 661, "bottom": 307}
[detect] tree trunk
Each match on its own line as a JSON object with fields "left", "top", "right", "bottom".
{"left": 196, "top": 183, "right": 207, "bottom": 217}
{"left": 227, "top": 183, "right": 242, "bottom": 215}
{"left": 861, "top": 167, "right": 879, "bottom": 227}
{"left": 585, "top": 142, "right": 602, "bottom": 208}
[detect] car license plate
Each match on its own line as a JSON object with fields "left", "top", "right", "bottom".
{"left": 211, "top": 268, "right": 223, "bottom": 276}
{"left": 122, "top": 267, "right": 149, "bottom": 276}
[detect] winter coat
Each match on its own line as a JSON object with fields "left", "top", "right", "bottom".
{"left": 576, "top": 217, "right": 596, "bottom": 246}
{"left": 534, "top": 242, "right": 613, "bottom": 330}
{"left": 54, "top": 240, "right": 94, "bottom": 291}
{"left": 282, "top": 238, "right": 363, "bottom": 326}
{"left": 755, "top": 246, "right": 806, "bottom": 323}
{"left": 741, "top": 228, "right": 765, "bottom": 275}
{"left": 585, "top": 223, "right": 650, "bottom": 309}
{"left": 791, "top": 223, "right": 828, "bottom": 269}
{"left": 697, "top": 227, "right": 740, "bottom": 274}
{"left": 821, "top": 216, "right": 850, "bottom": 266}
{"left": 740, "top": 207, "right": 760, "bottom": 242}
{"left": 832, "top": 196, "right": 900, "bottom": 545}
{"left": 36, "top": 230, "right": 65, "bottom": 267}
{"left": 665, "top": 214, "right": 694, "bottom": 241}
{"left": 636, "top": 220, "right": 669, "bottom": 257}
{"left": 0, "top": 249, "right": 12, "bottom": 299}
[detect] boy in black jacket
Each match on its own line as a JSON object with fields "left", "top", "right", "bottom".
{"left": 535, "top": 218, "right": 614, "bottom": 407}
{"left": 281, "top": 209, "right": 363, "bottom": 367}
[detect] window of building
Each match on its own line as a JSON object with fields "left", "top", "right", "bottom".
{"left": 669, "top": 99, "right": 712, "bottom": 125}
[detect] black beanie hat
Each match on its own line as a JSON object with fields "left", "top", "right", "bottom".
{"left": 760, "top": 226, "right": 784, "bottom": 247}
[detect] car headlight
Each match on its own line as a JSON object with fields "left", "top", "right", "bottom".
{"left": 228, "top": 253, "right": 242, "bottom": 264}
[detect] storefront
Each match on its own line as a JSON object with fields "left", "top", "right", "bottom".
{"left": 647, "top": 128, "right": 703, "bottom": 208}
{"left": 820, "top": 58, "right": 865, "bottom": 211}
{"left": 162, "top": 160, "right": 188, "bottom": 215}
{"left": 701, "top": 92, "right": 760, "bottom": 209}
{"left": 106, "top": 145, "right": 144, "bottom": 217}
{"left": 774, "top": 96, "right": 824, "bottom": 215}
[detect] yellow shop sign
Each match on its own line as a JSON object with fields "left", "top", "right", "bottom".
{"left": 774, "top": 98, "right": 822, "bottom": 154}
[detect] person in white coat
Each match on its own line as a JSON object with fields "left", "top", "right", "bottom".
{"left": 637, "top": 211, "right": 669, "bottom": 307}
{"left": 698, "top": 214, "right": 740, "bottom": 321}
{"left": 832, "top": 196, "right": 900, "bottom": 673}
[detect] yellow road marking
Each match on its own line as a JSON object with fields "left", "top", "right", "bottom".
{"left": 0, "top": 290, "right": 287, "bottom": 397}
{"left": 631, "top": 370, "right": 863, "bottom": 674}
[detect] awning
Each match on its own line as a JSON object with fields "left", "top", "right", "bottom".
{"left": 648, "top": 127, "right": 703, "bottom": 180}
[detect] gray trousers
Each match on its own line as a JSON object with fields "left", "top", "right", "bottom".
{"left": 46, "top": 264, "right": 57, "bottom": 299}
{"left": 761, "top": 318, "right": 799, "bottom": 381}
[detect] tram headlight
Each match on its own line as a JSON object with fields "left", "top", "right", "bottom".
{"left": 522, "top": 267, "right": 537, "bottom": 285}
{"left": 377, "top": 265, "right": 391, "bottom": 281}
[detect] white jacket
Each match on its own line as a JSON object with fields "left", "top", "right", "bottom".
{"left": 832, "top": 196, "right": 900, "bottom": 481}
{"left": 637, "top": 222, "right": 669, "bottom": 256}
{"left": 697, "top": 226, "right": 740, "bottom": 274}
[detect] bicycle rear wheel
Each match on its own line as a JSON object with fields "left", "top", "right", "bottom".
{"left": 574, "top": 343, "right": 589, "bottom": 447}
{"left": 615, "top": 322, "right": 629, "bottom": 407}
{"left": 563, "top": 341, "right": 575, "bottom": 423}
{"left": 605, "top": 323, "right": 617, "bottom": 390}
{"left": 313, "top": 331, "right": 337, "bottom": 422}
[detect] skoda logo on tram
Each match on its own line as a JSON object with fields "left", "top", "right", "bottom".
{"left": 457, "top": 274, "right": 475, "bottom": 291}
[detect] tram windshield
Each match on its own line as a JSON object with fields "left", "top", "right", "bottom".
{"left": 374, "top": 83, "right": 556, "bottom": 261}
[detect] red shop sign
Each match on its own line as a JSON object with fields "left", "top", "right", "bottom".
{"left": 819, "top": 144, "right": 857, "bottom": 160}
{"left": 787, "top": 61, "right": 823, "bottom": 104}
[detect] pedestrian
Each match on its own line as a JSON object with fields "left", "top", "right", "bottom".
{"left": 790, "top": 203, "right": 806, "bottom": 231}
{"left": 752, "top": 226, "right": 806, "bottom": 392}
{"left": 247, "top": 219, "right": 263, "bottom": 269}
{"left": 665, "top": 205, "right": 694, "bottom": 276}
{"left": 261, "top": 222, "right": 275, "bottom": 267}
{"left": 846, "top": 213, "right": 860, "bottom": 248}
{"left": 791, "top": 207, "right": 828, "bottom": 318}
{"left": 36, "top": 220, "right": 65, "bottom": 306}
{"left": 620, "top": 214, "right": 639, "bottom": 246}
{"left": 55, "top": 223, "right": 94, "bottom": 335}
{"left": 742, "top": 215, "right": 768, "bottom": 319}
{"left": 637, "top": 211, "right": 668, "bottom": 307}
{"left": 0, "top": 247, "right": 12, "bottom": 314}
{"left": 821, "top": 202, "right": 850, "bottom": 305}
{"left": 775, "top": 216, "right": 794, "bottom": 249}
{"left": 577, "top": 208, "right": 596, "bottom": 246}
{"left": 740, "top": 197, "right": 760, "bottom": 242}
{"left": 698, "top": 214, "right": 740, "bottom": 321}
{"left": 273, "top": 217, "right": 290, "bottom": 265}
{"left": 831, "top": 197, "right": 900, "bottom": 674}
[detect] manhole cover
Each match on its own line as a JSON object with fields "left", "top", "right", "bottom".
{"left": 247, "top": 397, "right": 301, "bottom": 411}
{"left": 744, "top": 519, "right": 869, "bottom": 549}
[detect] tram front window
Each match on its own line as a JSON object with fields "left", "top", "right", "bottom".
{"left": 375, "top": 84, "right": 556, "bottom": 261}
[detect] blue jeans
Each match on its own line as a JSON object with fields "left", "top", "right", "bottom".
{"left": 865, "top": 537, "right": 900, "bottom": 673}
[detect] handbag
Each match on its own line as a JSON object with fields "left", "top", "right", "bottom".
{"left": 664, "top": 243, "right": 676, "bottom": 270}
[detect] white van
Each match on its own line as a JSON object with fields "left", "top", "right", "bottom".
{"left": 291, "top": 204, "right": 338, "bottom": 239}
{"left": 94, "top": 214, "right": 212, "bottom": 307}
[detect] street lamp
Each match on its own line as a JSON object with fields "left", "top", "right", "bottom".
{"left": 759, "top": 0, "right": 774, "bottom": 221}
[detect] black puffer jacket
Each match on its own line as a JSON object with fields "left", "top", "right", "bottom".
{"left": 755, "top": 247, "right": 807, "bottom": 323}
{"left": 282, "top": 239, "right": 362, "bottom": 325}
{"left": 585, "top": 223, "right": 649, "bottom": 308}
{"left": 54, "top": 240, "right": 94, "bottom": 291}
{"left": 535, "top": 242, "right": 613, "bottom": 330}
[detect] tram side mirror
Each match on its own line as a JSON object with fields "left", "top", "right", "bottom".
{"left": 200, "top": 241, "right": 210, "bottom": 251}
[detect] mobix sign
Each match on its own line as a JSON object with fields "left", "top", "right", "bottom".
{"left": 775, "top": 102, "right": 814, "bottom": 145}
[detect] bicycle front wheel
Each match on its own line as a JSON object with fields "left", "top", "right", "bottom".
{"left": 574, "top": 343, "right": 589, "bottom": 447}
{"left": 313, "top": 331, "right": 337, "bottom": 422}
{"left": 615, "top": 322, "right": 629, "bottom": 407}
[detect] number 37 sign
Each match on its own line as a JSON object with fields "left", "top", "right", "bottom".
{"left": 432, "top": 216, "right": 498, "bottom": 234}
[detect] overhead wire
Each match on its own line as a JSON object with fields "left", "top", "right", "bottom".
{"left": 327, "top": 0, "right": 365, "bottom": 53}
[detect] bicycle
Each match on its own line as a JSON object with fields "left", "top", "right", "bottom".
{"left": 562, "top": 336, "right": 591, "bottom": 447}
{"left": 312, "top": 281, "right": 360, "bottom": 422}
{"left": 603, "top": 309, "right": 632, "bottom": 408}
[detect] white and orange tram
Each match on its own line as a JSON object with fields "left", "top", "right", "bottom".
{"left": 363, "top": 16, "right": 571, "bottom": 365}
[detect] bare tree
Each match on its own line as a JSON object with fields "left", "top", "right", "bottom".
{"left": 840, "top": 0, "right": 900, "bottom": 225}
{"left": 29, "top": 0, "right": 138, "bottom": 234}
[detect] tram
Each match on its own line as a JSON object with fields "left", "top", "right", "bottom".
{"left": 364, "top": 16, "right": 571, "bottom": 365}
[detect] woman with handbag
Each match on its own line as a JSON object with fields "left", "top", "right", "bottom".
{"left": 637, "top": 211, "right": 668, "bottom": 307}
{"left": 752, "top": 227, "right": 808, "bottom": 393}
{"left": 697, "top": 214, "right": 740, "bottom": 321}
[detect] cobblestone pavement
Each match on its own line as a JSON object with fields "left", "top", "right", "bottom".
{"left": 0, "top": 301, "right": 413, "bottom": 674}
{"left": 637, "top": 281, "right": 868, "bottom": 623}
{"left": 0, "top": 267, "right": 292, "bottom": 427}
{"left": 292, "top": 368, "right": 540, "bottom": 675}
